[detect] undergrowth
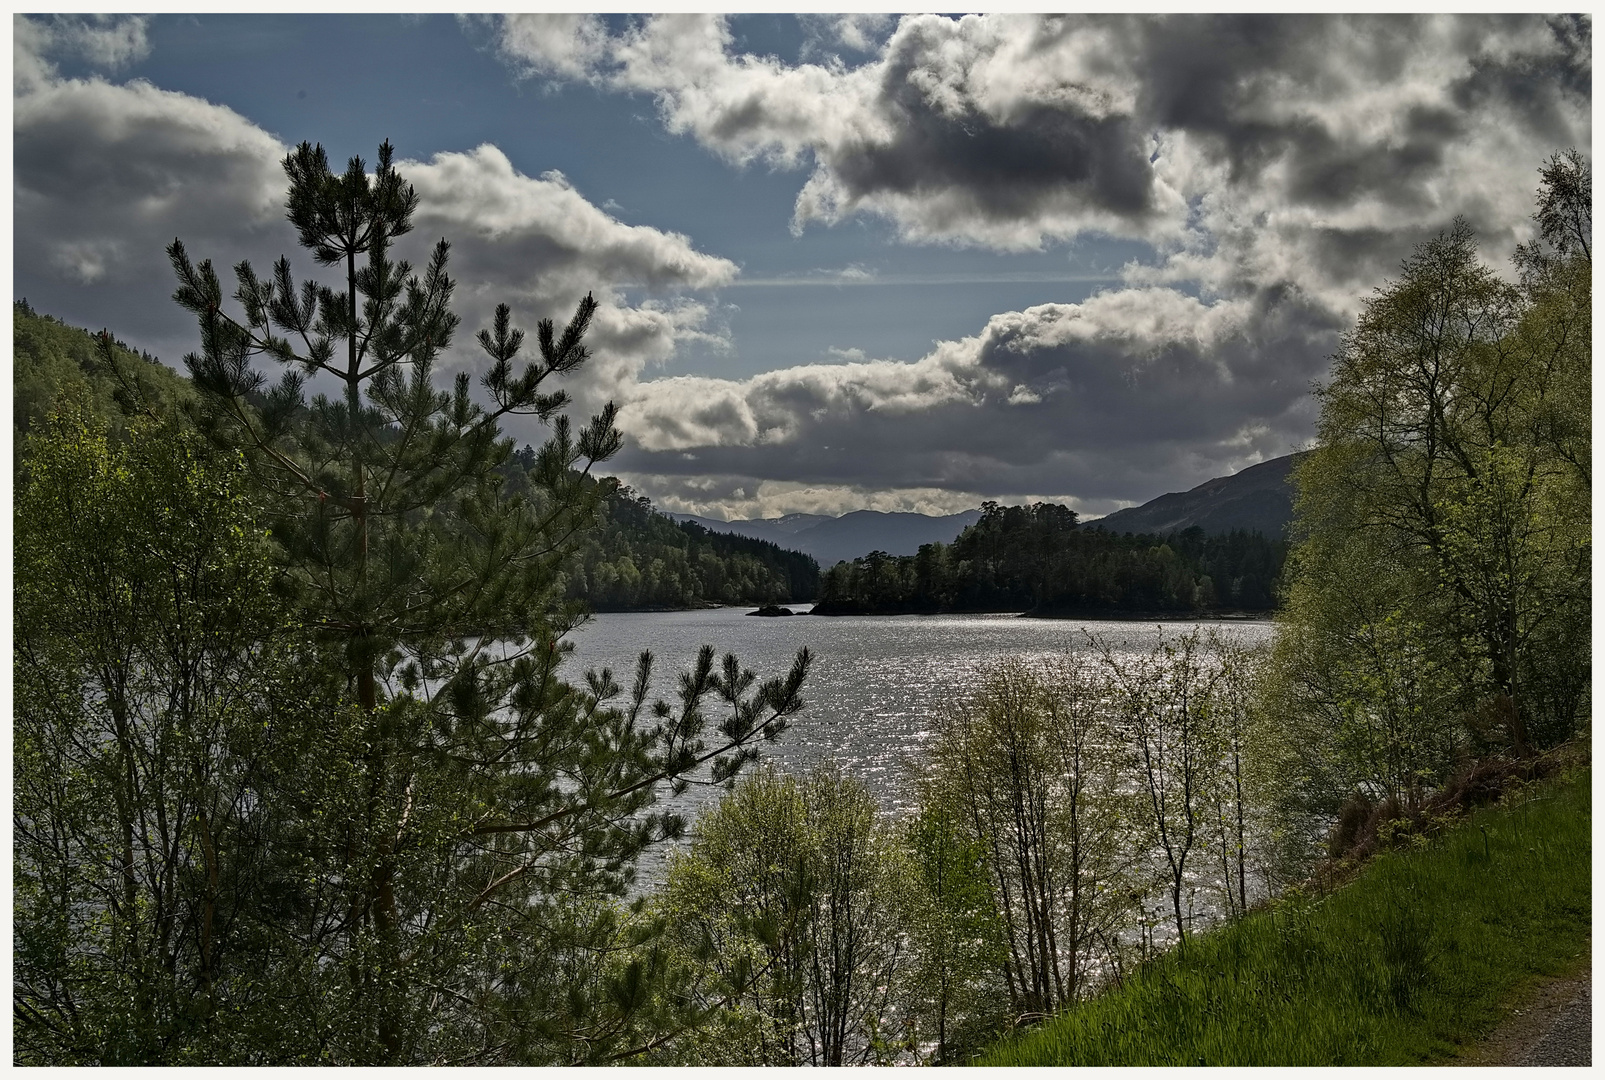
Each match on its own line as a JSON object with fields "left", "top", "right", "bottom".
{"left": 978, "top": 766, "right": 1591, "bottom": 1066}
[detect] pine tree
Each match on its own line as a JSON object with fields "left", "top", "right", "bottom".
{"left": 167, "top": 141, "right": 810, "bottom": 1063}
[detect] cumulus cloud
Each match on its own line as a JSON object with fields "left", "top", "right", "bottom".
{"left": 405, "top": 146, "right": 734, "bottom": 297}
{"left": 808, "top": 14, "right": 896, "bottom": 57}
{"left": 14, "top": 68, "right": 287, "bottom": 300}
{"left": 484, "top": 13, "right": 1588, "bottom": 516}
{"left": 15, "top": 13, "right": 152, "bottom": 91}
{"left": 481, "top": 13, "right": 610, "bottom": 83}
{"left": 616, "top": 474, "right": 989, "bottom": 521}
{"left": 609, "top": 283, "right": 1339, "bottom": 516}
{"left": 14, "top": 18, "right": 738, "bottom": 427}
{"left": 617, "top": 341, "right": 985, "bottom": 453}
{"left": 398, "top": 145, "right": 737, "bottom": 409}
{"left": 492, "top": 14, "right": 1588, "bottom": 284}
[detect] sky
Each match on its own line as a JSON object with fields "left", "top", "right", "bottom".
{"left": 12, "top": 13, "right": 1592, "bottom": 520}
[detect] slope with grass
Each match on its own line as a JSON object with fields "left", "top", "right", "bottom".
{"left": 979, "top": 768, "right": 1591, "bottom": 1066}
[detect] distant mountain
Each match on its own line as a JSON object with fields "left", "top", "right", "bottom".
{"left": 740, "top": 513, "right": 834, "bottom": 537}
{"left": 673, "top": 453, "right": 1301, "bottom": 567}
{"left": 671, "top": 508, "right": 983, "bottom": 568}
{"left": 1093, "top": 453, "right": 1302, "bottom": 539}
{"left": 668, "top": 513, "right": 826, "bottom": 547}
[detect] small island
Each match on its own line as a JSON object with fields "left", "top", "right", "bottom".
{"left": 747, "top": 604, "right": 798, "bottom": 617}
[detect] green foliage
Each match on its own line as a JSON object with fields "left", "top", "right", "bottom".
{"left": 13, "top": 405, "right": 316, "bottom": 1063}
{"left": 922, "top": 655, "right": 1139, "bottom": 1024}
{"left": 13, "top": 300, "right": 194, "bottom": 458}
{"left": 525, "top": 475, "right": 819, "bottom": 609}
{"left": 815, "top": 505, "right": 1284, "bottom": 615}
{"left": 1097, "top": 631, "right": 1272, "bottom": 943}
{"left": 897, "top": 800, "right": 1011, "bottom": 1063}
{"left": 169, "top": 139, "right": 620, "bottom": 667}
{"left": 1270, "top": 155, "right": 1591, "bottom": 822}
{"left": 979, "top": 768, "right": 1591, "bottom": 1066}
{"left": 75, "top": 138, "right": 816, "bottom": 1065}
{"left": 649, "top": 763, "right": 908, "bottom": 1066}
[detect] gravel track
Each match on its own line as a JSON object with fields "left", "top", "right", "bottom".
{"left": 1519, "top": 981, "right": 1591, "bottom": 1066}
{"left": 1443, "top": 955, "right": 1591, "bottom": 1067}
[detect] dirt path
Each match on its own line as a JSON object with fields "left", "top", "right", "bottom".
{"left": 1441, "top": 947, "right": 1591, "bottom": 1067}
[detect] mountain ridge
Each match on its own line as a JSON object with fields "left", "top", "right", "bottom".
{"left": 669, "top": 508, "right": 983, "bottom": 568}
{"left": 672, "top": 452, "right": 1301, "bottom": 570}
{"left": 1092, "top": 453, "right": 1301, "bottom": 539}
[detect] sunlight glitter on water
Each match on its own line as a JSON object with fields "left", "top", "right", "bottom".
{"left": 565, "top": 608, "right": 1276, "bottom": 855}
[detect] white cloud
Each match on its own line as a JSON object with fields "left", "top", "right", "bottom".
{"left": 405, "top": 146, "right": 735, "bottom": 296}
{"left": 617, "top": 474, "right": 992, "bottom": 521}
{"left": 817, "top": 14, "right": 896, "bottom": 56}
{"left": 398, "top": 144, "right": 739, "bottom": 413}
{"left": 616, "top": 339, "right": 993, "bottom": 453}
{"left": 15, "top": 14, "right": 151, "bottom": 92}
{"left": 486, "top": 13, "right": 610, "bottom": 83}
{"left": 489, "top": 13, "right": 1588, "bottom": 301}
{"left": 14, "top": 41, "right": 741, "bottom": 423}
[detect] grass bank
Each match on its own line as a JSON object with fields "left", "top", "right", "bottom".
{"left": 979, "top": 767, "right": 1591, "bottom": 1066}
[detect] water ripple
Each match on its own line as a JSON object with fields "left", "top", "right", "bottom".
{"left": 566, "top": 608, "right": 1277, "bottom": 883}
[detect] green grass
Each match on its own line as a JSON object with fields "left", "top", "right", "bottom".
{"left": 979, "top": 769, "right": 1591, "bottom": 1066}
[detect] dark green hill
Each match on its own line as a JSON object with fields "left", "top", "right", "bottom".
{"left": 13, "top": 301, "right": 817, "bottom": 611}
{"left": 500, "top": 459, "right": 819, "bottom": 609}
{"left": 1094, "top": 454, "right": 1301, "bottom": 539}
{"left": 13, "top": 299, "right": 194, "bottom": 450}
{"left": 583, "top": 485, "right": 819, "bottom": 609}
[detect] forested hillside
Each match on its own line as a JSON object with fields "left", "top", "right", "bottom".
{"left": 813, "top": 500, "right": 1285, "bottom": 616}
{"left": 569, "top": 484, "right": 819, "bottom": 609}
{"left": 13, "top": 301, "right": 815, "bottom": 610}
{"left": 13, "top": 300, "right": 194, "bottom": 462}
{"left": 499, "top": 454, "right": 819, "bottom": 608}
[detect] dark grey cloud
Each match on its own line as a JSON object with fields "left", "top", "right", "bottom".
{"left": 13, "top": 71, "right": 290, "bottom": 363}
{"left": 1133, "top": 15, "right": 1588, "bottom": 220}
{"left": 1136, "top": 16, "right": 1454, "bottom": 202}
{"left": 502, "top": 13, "right": 1588, "bottom": 262}
{"left": 611, "top": 284, "right": 1341, "bottom": 516}
{"left": 838, "top": 16, "right": 1156, "bottom": 228}
{"left": 1450, "top": 14, "right": 1591, "bottom": 136}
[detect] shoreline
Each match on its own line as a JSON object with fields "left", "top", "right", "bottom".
{"left": 584, "top": 604, "right": 1278, "bottom": 623}
{"left": 808, "top": 605, "right": 1276, "bottom": 621}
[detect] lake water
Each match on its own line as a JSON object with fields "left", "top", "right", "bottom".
{"left": 566, "top": 606, "right": 1276, "bottom": 884}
